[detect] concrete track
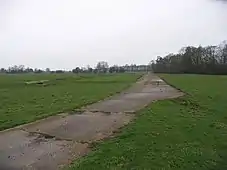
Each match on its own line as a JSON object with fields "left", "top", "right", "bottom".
{"left": 0, "top": 74, "right": 183, "bottom": 170}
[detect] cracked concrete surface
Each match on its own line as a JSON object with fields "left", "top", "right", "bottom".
{"left": 0, "top": 74, "right": 183, "bottom": 170}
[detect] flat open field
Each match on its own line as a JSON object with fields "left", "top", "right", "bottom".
{"left": 0, "top": 73, "right": 141, "bottom": 130}
{"left": 69, "top": 74, "right": 227, "bottom": 170}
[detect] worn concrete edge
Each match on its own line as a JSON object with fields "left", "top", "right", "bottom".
{"left": 157, "top": 74, "right": 188, "bottom": 95}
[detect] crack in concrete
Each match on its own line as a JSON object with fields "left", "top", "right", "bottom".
{"left": 21, "top": 109, "right": 134, "bottom": 147}
{"left": 69, "top": 109, "right": 136, "bottom": 115}
{"left": 23, "top": 130, "right": 73, "bottom": 142}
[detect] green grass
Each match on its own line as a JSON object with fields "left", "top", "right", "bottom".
{"left": 0, "top": 73, "right": 141, "bottom": 130}
{"left": 69, "top": 74, "right": 227, "bottom": 170}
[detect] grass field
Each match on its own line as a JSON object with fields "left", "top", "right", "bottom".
{"left": 69, "top": 74, "right": 227, "bottom": 170}
{"left": 0, "top": 73, "right": 141, "bottom": 130}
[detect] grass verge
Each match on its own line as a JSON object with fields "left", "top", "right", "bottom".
{"left": 0, "top": 73, "right": 141, "bottom": 130}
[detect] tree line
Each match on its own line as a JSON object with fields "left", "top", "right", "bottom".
{"left": 0, "top": 62, "right": 149, "bottom": 74}
{"left": 152, "top": 41, "right": 227, "bottom": 74}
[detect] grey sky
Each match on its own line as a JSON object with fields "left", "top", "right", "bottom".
{"left": 0, "top": 0, "right": 227, "bottom": 70}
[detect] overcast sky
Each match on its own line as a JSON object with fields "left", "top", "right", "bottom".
{"left": 0, "top": 0, "right": 227, "bottom": 70}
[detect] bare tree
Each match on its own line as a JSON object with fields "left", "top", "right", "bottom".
{"left": 45, "top": 68, "right": 51, "bottom": 73}
{"left": 96, "top": 61, "right": 109, "bottom": 73}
